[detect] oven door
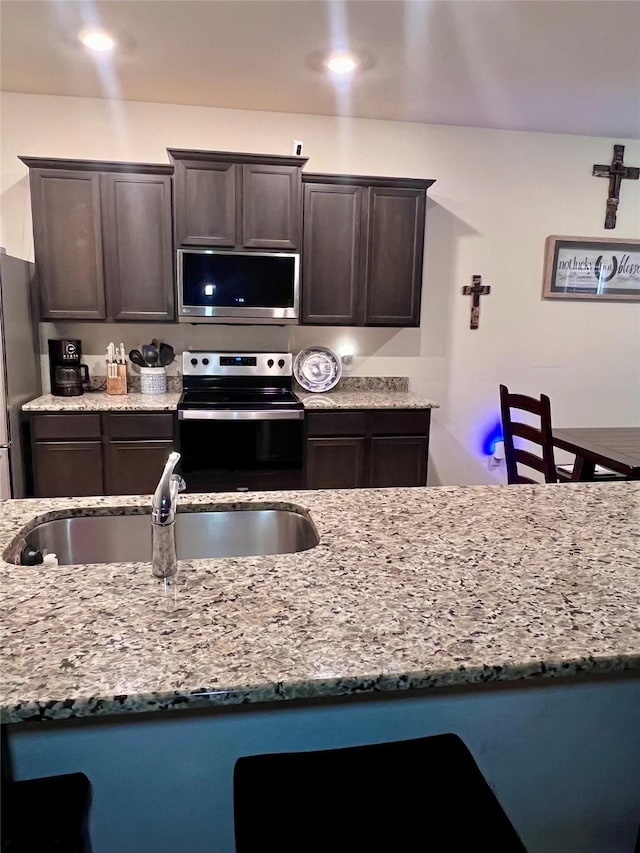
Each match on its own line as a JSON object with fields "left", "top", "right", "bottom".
{"left": 178, "top": 410, "right": 305, "bottom": 492}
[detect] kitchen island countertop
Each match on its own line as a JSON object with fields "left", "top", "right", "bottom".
{"left": 1, "top": 482, "right": 638, "bottom": 724}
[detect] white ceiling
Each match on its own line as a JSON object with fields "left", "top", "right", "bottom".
{"left": 1, "top": 0, "right": 639, "bottom": 139}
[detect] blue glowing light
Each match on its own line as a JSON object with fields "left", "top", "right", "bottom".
{"left": 482, "top": 421, "right": 503, "bottom": 456}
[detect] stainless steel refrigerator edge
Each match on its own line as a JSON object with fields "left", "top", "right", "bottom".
{"left": 0, "top": 253, "right": 41, "bottom": 498}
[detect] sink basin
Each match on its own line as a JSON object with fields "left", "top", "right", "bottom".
{"left": 22, "top": 508, "right": 319, "bottom": 566}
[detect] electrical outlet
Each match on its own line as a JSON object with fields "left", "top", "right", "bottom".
{"left": 489, "top": 439, "right": 505, "bottom": 469}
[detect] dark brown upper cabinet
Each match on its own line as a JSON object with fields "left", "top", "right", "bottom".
{"left": 302, "top": 182, "right": 363, "bottom": 324}
{"left": 168, "top": 149, "right": 308, "bottom": 250}
{"left": 26, "top": 168, "right": 106, "bottom": 320}
{"left": 301, "top": 173, "right": 434, "bottom": 327}
{"left": 100, "top": 172, "right": 174, "bottom": 321}
{"left": 20, "top": 157, "right": 174, "bottom": 322}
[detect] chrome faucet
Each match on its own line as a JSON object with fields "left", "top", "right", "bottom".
{"left": 151, "top": 451, "right": 185, "bottom": 579}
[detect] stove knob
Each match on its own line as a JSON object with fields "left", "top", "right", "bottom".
{"left": 267, "top": 359, "right": 274, "bottom": 368}
{"left": 278, "top": 358, "right": 285, "bottom": 369}
{"left": 202, "top": 358, "right": 209, "bottom": 366}
{"left": 190, "top": 357, "right": 198, "bottom": 367}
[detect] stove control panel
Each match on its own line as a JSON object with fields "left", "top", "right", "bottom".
{"left": 183, "top": 351, "right": 293, "bottom": 377}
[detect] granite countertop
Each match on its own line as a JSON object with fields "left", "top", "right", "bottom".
{"left": 22, "top": 373, "right": 437, "bottom": 413}
{"left": 298, "top": 390, "right": 438, "bottom": 409}
{"left": 1, "top": 483, "right": 638, "bottom": 724}
{"left": 22, "top": 392, "right": 183, "bottom": 413}
{"left": 22, "top": 390, "right": 437, "bottom": 413}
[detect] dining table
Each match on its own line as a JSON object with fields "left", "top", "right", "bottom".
{"left": 552, "top": 427, "right": 640, "bottom": 480}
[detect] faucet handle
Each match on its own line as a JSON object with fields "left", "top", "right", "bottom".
{"left": 172, "top": 475, "right": 186, "bottom": 493}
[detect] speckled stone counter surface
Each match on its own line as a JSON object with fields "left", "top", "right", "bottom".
{"left": 22, "top": 376, "right": 439, "bottom": 413}
{"left": 298, "top": 390, "right": 438, "bottom": 409}
{"left": 22, "top": 392, "right": 182, "bottom": 412}
{"left": 296, "top": 374, "right": 438, "bottom": 409}
{"left": 1, "top": 482, "right": 638, "bottom": 724}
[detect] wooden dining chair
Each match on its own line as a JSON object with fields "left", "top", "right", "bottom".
{"left": 499, "top": 384, "right": 571, "bottom": 485}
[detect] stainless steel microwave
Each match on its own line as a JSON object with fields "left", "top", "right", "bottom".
{"left": 177, "top": 248, "right": 300, "bottom": 324}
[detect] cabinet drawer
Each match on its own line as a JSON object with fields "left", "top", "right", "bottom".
{"left": 32, "top": 413, "right": 102, "bottom": 441}
{"left": 306, "top": 411, "right": 367, "bottom": 437}
{"left": 370, "top": 410, "right": 430, "bottom": 436}
{"left": 104, "top": 413, "right": 175, "bottom": 440}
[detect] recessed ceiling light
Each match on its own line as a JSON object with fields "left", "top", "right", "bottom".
{"left": 325, "top": 52, "right": 359, "bottom": 75}
{"left": 78, "top": 29, "right": 116, "bottom": 52}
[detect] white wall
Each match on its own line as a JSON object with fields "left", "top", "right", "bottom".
{"left": 1, "top": 92, "right": 639, "bottom": 485}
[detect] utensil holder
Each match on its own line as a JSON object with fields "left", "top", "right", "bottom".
{"left": 140, "top": 367, "right": 167, "bottom": 395}
{"left": 106, "top": 364, "right": 128, "bottom": 396}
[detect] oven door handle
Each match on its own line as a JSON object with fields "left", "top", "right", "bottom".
{"left": 178, "top": 409, "right": 305, "bottom": 421}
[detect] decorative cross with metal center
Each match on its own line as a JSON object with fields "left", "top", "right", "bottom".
{"left": 592, "top": 144, "right": 639, "bottom": 230}
{"left": 462, "top": 274, "right": 491, "bottom": 330}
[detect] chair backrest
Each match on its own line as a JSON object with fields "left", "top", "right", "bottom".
{"left": 234, "top": 733, "right": 526, "bottom": 852}
{"left": 499, "top": 384, "right": 558, "bottom": 484}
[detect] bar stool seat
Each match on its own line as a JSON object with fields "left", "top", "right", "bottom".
{"left": 234, "top": 733, "right": 526, "bottom": 852}
{"left": 1, "top": 771, "right": 92, "bottom": 853}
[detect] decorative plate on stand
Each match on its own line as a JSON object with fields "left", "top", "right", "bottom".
{"left": 293, "top": 347, "right": 342, "bottom": 393}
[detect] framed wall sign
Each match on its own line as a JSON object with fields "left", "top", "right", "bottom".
{"left": 542, "top": 235, "right": 640, "bottom": 301}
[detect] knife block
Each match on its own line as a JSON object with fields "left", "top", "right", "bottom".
{"left": 106, "top": 365, "right": 128, "bottom": 395}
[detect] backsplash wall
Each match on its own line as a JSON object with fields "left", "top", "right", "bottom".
{"left": 39, "top": 321, "right": 424, "bottom": 392}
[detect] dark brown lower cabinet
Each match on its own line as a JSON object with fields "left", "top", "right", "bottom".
{"left": 33, "top": 441, "right": 104, "bottom": 498}
{"left": 305, "top": 409, "right": 431, "bottom": 490}
{"left": 306, "top": 438, "right": 366, "bottom": 489}
{"left": 104, "top": 440, "right": 175, "bottom": 495}
{"left": 30, "top": 412, "right": 175, "bottom": 497}
{"left": 369, "top": 436, "right": 428, "bottom": 488}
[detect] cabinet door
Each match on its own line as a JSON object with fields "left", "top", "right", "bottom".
{"left": 29, "top": 170, "right": 106, "bottom": 320}
{"left": 241, "top": 164, "right": 301, "bottom": 250}
{"left": 306, "top": 437, "right": 365, "bottom": 489}
{"left": 101, "top": 173, "right": 174, "bottom": 321}
{"left": 33, "top": 441, "right": 104, "bottom": 497}
{"left": 302, "top": 183, "right": 362, "bottom": 324}
{"left": 368, "top": 437, "right": 428, "bottom": 488}
{"left": 104, "top": 440, "right": 175, "bottom": 495}
{"left": 173, "top": 160, "right": 237, "bottom": 246}
{"left": 364, "top": 187, "right": 425, "bottom": 326}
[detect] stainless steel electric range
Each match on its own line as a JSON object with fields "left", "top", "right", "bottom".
{"left": 177, "top": 352, "right": 305, "bottom": 493}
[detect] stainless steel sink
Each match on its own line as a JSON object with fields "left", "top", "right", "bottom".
{"left": 23, "top": 508, "right": 319, "bottom": 566}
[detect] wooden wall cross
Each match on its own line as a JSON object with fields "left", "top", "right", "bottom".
{"left": 592, "top": 144, "right": 639, "bottom": 229}
{"left": 462, "top": 274, "right": 491, "bottom": 330}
